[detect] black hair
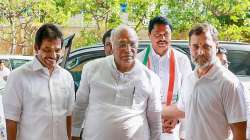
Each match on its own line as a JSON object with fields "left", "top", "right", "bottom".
{"left": 148, "top": 16, "right": 173, "bottom": 33}
{"left": 189, "top": 23, "right": 218, "bottom": 44}
{"left": 35, "top": 23, "right": 63, "bottom": 50}
{"left": 102, "top": 29, "right": 113, "bottom": 45}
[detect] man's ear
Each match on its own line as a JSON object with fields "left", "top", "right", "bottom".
{"left": 188, "top": 42, "right": 191, "bottom": 49}
{"left": 148, "top": 32, "right": 151, "bottom": 39}
{"left": 34, "top": 45, "right": 39, "bottom": 54}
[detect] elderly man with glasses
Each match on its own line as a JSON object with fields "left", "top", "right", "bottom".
{"left": 72, "top": 25, "right": 162, "bottom": 140}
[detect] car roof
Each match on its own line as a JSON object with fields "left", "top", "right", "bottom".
{"left": 0, "top": 55, "right": 34, "bottom": 60}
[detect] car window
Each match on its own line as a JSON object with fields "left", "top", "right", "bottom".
{"left": 10, "top": 59, "right": 30, "bottom": 69}
{"left": 2, "top": 60, "right": 11, "bottom": 70}
{"left": 66, "top": 50, "right": 105, "bottom": 90}
{"left": 60, "top": 34, "right": 75, "bottom": 68}
{"left": 228, "top": 50, "right": 250, "bottom": 75}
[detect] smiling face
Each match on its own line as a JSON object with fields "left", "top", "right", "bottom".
{"left": 36, "top": 38, "right": 62, "bottom": 70}
{"left": 112, "top": 28, "right": 138, "bottom": 72}
{"left": 149, "top": 24, "right": 172, "bottom": 56}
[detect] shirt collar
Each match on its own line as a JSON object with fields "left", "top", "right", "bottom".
{"left": 109, "top": 55, "right": 139, "bottom": 79}
{"left": 194, "top": 62, "right": 221, "bottom": 80}
{"left": 32, "top": 56, "right": 60, "bottom": 72}
{"left": 150, "top": 45, "right": 170, "bottom": 60}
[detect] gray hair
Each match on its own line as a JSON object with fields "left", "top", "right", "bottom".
{"left": 110, "top": 25, "right": 138, "bottom": 47}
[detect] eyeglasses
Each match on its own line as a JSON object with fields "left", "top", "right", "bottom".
{"left": 152, "top": 33, "right": 170, "bottom": 38}
{"left": 116, "top": 41, "right": 137, "bottom": 49}
{"left": 217, "top": 47, "right": 228, "bottom": 54}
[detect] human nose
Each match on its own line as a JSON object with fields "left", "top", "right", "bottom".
{"left": 196, "top": 47, "right": 205, "bottom": 55}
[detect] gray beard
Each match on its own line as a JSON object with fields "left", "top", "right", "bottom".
{"left": 191, "top": 46, "right": 217, "bottom": 69}
{"left": 191, "top": 55, "right": 217, "bottom": 69}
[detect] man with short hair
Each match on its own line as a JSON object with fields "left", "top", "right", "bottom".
{"left": 102, "top": 29, "right": 113, "bottom": 56}
{"left": 137, "top": 16, "right": 192, "bottom": 140}
{"left": 72, "top": 25, "right": 162, "bottom": 140}
{"left": 162, "top": 23, "right": 247, "bottom": 140}
{"left": 3, "top": 23, "right": 75, "bottom": 140}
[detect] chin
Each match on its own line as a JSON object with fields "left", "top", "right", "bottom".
{"left": 157, "top": 45, "right": 167, "bottom": 48}
{"left": 46, "top": 63, "right": 56, "bottom": 68}
{"left": 123, "top": 60, "right": 134, "bottom": 65}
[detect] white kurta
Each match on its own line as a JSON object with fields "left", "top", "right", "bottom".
{"left": 3, "top": 58, "right": 75, "bottom": 140}
{"left": 138, "top": 47, "right": 192, "bottom": 140}
{"left": 178, "top": 64, "right": 247, "bottom": 140}
{"left": 72, "top": 55, "right": 162, "bottom": 140}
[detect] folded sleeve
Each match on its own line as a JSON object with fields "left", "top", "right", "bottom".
{"left": 222, "top": 80, "right": 247, "bottom": 124}
{"left": 3, "top": 71, "right": 23, "bottom": 122}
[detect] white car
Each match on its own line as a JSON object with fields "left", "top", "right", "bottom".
{"left": 0, "top": 55, "right": 33, "bottom": 70}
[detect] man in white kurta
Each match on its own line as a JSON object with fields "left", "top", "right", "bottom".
{"left": 137, "top": 16, "right": 192, "bottom": 140}
{"left": 162, "top": 23, "right": 247, "bottom": 140}
{"left": 72, "top": 25, "right": 162, "bottom": 140}
{"left": 3, "top": 24, "right": 75, "bottom": 140}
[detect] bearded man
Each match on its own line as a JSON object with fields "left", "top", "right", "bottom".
{"left": 162, "top": 23, "right": 247, "bottom": 140}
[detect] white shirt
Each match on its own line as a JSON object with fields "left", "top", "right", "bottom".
{"left": 3, "top": 57, "right": 75, "bottom": 140}
{"left": 138, "top": 47, "right": 192, "bottom": 140}
{"left": 178, "top": 63, "right": 247, "bottom": 140}
{"left": 0, "top": 67, "right": 10, "bottom": 79}
{"left": 72, "top": 55, "right": 162, "bottom": 140}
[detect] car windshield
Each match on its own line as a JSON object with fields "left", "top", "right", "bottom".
{"left": 227, "top": 50, "right": 250, "bottom": 75}
{"left": 10, "top": 59, "right": 31, "bottom": 69}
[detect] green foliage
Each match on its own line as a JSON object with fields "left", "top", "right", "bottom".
{"left": 0, "top": 0, "right": 74, "bottom": 54}
{"left": 126, "top": 0, "right": 165, "bottom": 31}
{"left": 0, "top": 0, "right": 249, "bottom": 53}
{"left": 165, "top": 0, "right": 250, "bottom": 42}
{"left": 73, "top": 29, "right": 101, "bottom": 50}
